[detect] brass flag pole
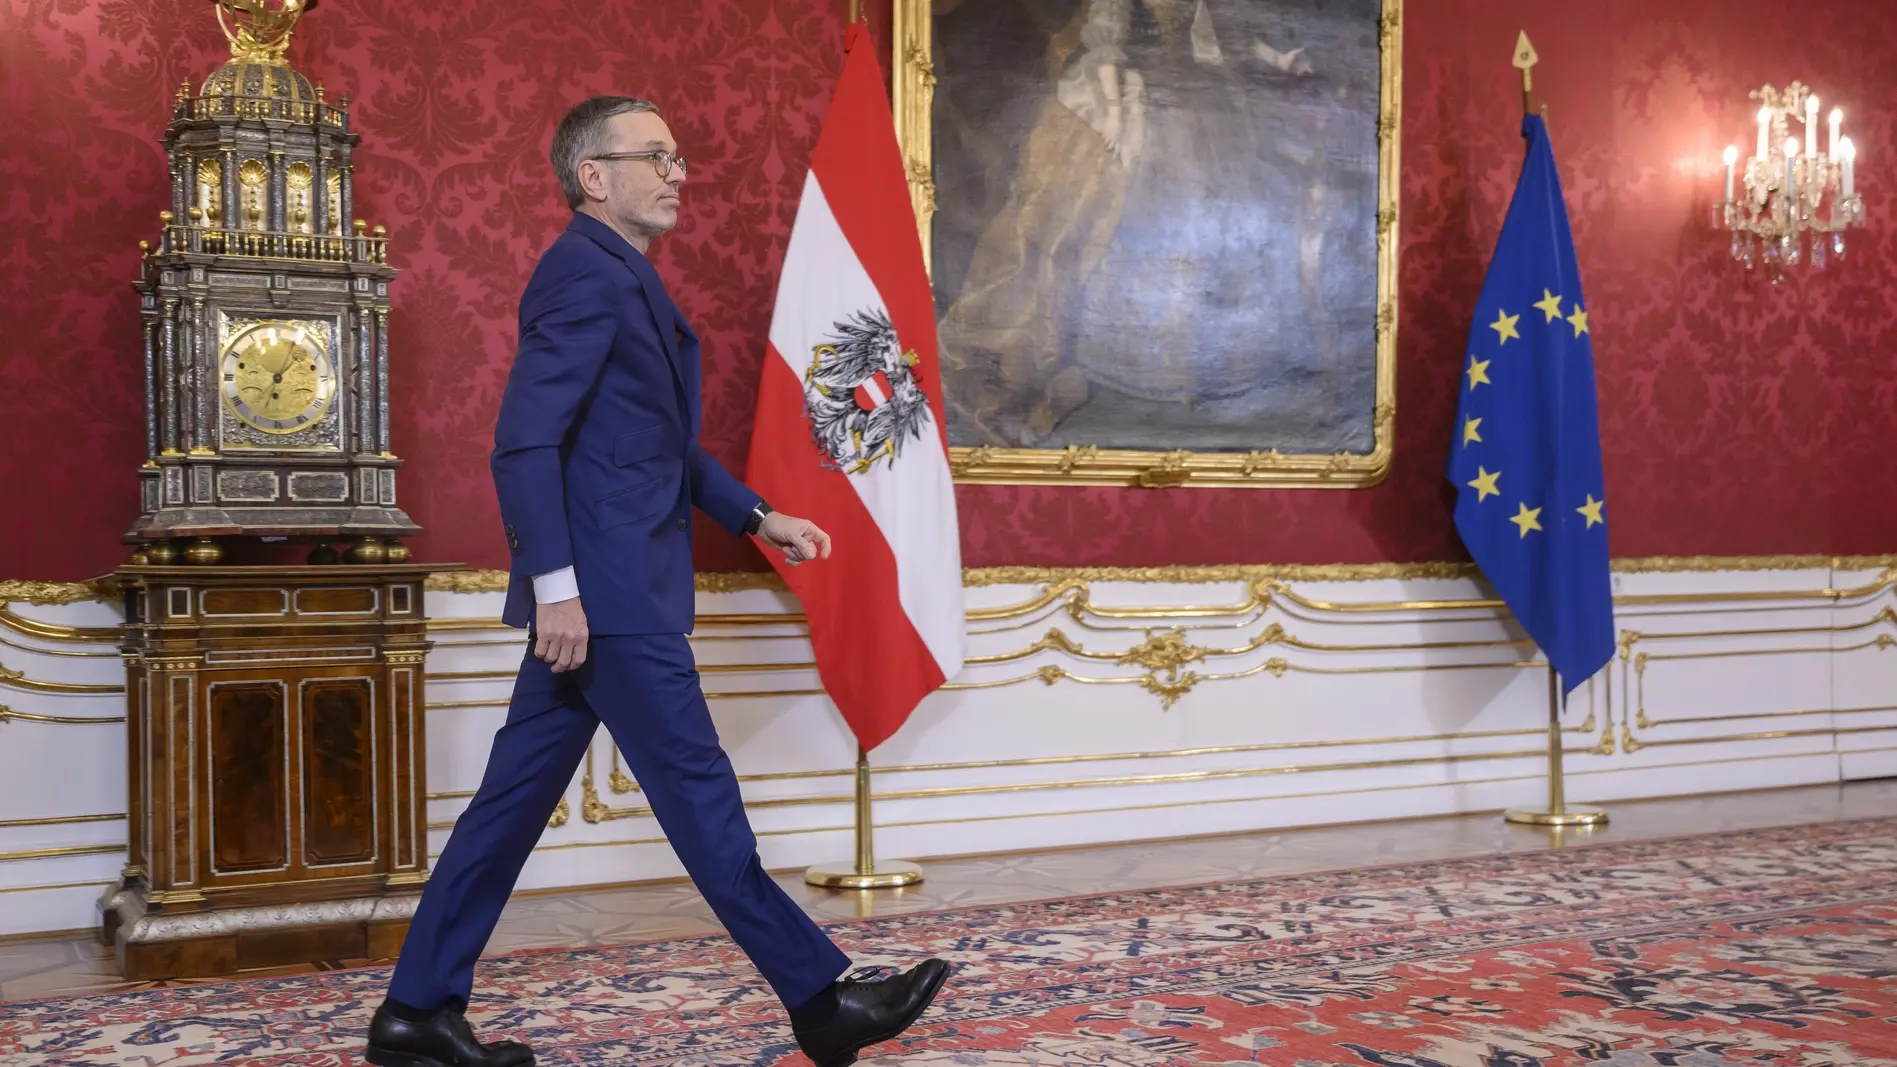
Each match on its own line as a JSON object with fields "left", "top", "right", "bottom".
{"left": 805, "top": 746, "right": 924, "bottom": 889}
{"left": 1496, "top": 33, "right": 1603, "bottom": 830}
{"left": 1505, "top": 666, "right": 1607, "bottom": 826}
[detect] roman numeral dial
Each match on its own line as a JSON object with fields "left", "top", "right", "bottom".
{"left": 219, "top": 320, "right": 337, "bottom": 436}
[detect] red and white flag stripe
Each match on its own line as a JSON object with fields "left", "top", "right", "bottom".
{"left": 746, "top": 23, "right": 964, "bottom": 752}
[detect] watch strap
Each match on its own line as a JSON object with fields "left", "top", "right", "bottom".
{"left": 743, "top": 500, "right": 774, "bottom": 536}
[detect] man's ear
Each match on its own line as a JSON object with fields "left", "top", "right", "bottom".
{"left": 576, "top": 160, "right": 605, "bottom": 203}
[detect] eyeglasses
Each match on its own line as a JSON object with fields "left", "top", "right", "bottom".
{"left": 586, "top": 150, "right": 689, "bottom": 178}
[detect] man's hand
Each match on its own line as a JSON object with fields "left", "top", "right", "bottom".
{"left": 535, "top": 597, "right": 589, "bottom": 673}
{"left": 756, "top": 511, "right": 832, "bottom": 566}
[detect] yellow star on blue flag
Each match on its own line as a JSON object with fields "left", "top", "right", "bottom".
{"left": 1444, "top": 115, "right": 1613, "bottom": 696}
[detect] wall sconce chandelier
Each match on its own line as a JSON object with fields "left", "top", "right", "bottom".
{"left": 1720, "top": 81, "right": 1864, "bottom": 281}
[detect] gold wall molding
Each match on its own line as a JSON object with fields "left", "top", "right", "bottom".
{"left": 424, "top": 570, "right": 792, "bottom": 594}
{"left": 0, "top": 705, "right": 126, "bottom": 726}
{"left": 0, "top": 633, "right": 117, "bottom": 659}
{"left": 940, "top": 654, "right": 1543, "bottom": 708}
{"left": 1620, "top": 721, "right": 1897, "bottom": 754}
{"left": 1619, "top": 606, "right": 1896, "bottom": 660}
{"left": 0, "top": 812, "right": 124, "bottom": 829}
{"left": 0, "top": 607, "right": 120, "bottom": 644}
{"left": 0, "top": 878, "right": 115, "bottom": 896}
{"left": 565, "top": 742, "right": 1585, "bottom": 826}
{"left": 1611, "top": 554, "right": 1896, "bottom": 573}
{"left": 963, "top": 563, "right": 1477, "bottom": 586}
{"left": 408, "top": 566, "right": 1895, "bottom": 714}
{"left": 410, "top": 559, "right": 1897, "bottom": 596}
{"left": 0, "top": 665, "right": 124, "bottom": 696}
{"left": 0, "top": 842, "right": 122, "bottom": 863}
{"left": 0, "top": 579, "right": 119, "bottom": 606}
{"left": 591, "top": 715, "right": 1603, "bottom": 798}
{"left": 1623, "top": 607, "right": 1895, "bottom": 730}
{"left": 433, "top": 747, "right": 1831, "bottom": 853}
{"left": 16, "top": 556, "right": 1894, "bottom": 608}
{"left": 424, "top": 570, "right": 505, "bottom": 594}
{"left": 695, "top": 571, "right": 789, "bottom": 594}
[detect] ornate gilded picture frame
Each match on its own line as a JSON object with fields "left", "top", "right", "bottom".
{"left": 895, "top": 0, "right": 1401, "bottom": 487}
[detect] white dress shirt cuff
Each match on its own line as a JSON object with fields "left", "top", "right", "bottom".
{"left": 532, "top": 566, "right": 579, "bottom": 604}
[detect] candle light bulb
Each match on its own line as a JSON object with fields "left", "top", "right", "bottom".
{"left": 1829, "top": 107, "right": 1843, "bottom": 158}
{"left": 1757, "top": 106, "right": 1771, "bottom": 160}
{"left": 1785, "top": 137, "right": 1799, "bottom": 159}
{"left": 1722, "top": 145, "right": 1739, "bottom": 166}
{"left": 1805, "top": 95, "right": 1819, "bottom": 157}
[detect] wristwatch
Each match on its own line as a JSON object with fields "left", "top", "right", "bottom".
{"left": 742, "top": 500, "right": 774, "bottom": 536}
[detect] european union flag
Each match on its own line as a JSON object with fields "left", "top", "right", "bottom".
{"left": 1446, "top": 115, "right": 1613, "bottom": 696}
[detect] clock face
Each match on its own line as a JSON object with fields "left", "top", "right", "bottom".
{"left": 220, "top": 321, "right": 336, "bottom": 435}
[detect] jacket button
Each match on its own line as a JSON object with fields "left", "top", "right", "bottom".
{"left": 675, "top": 518, "right": 687, "bottom": 531}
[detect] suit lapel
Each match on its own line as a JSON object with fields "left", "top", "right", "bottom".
{"left": 670, "top": 308, "right": 702, "bottom": 436}
{"left": 566, "top": 214, "right": 694, "bottom": 435}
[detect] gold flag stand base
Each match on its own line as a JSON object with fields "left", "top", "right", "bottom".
{"left": 804, "top": 859, "right": 923, "bottom": 890}
{"left": 804, "top": 747, "right": 924, "bottom": 890}
{"left": 1504, "top": 666, "right": 1609, "bottom": 829}
{"left": 1504, "top": 804, "right": 1608, "bottom": 827}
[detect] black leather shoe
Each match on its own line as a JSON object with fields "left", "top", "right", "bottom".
{"left": 364, "top": 1000, "right": 535, "bottom": 1067}
{"left": 793, "top": 960, "right": 950, "bottom": 1067}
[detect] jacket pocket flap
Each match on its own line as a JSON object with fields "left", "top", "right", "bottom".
{"left": 595, "top": 477, "right": 667, "bottom": 529}
{"left": 613, "top": 427, "right": 664, "bottom": 466}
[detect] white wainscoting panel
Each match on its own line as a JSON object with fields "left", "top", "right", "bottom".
{"left": 1, "top": 563, "right": 1891, "bottom": 936}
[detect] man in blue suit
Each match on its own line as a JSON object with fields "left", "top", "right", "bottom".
{"left": 365, "top": 96, "right": 948, "bottom": 1067}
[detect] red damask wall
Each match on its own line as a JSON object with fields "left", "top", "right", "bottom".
{"left": 4, "top": 0, "right": 1895, "bottom": 581}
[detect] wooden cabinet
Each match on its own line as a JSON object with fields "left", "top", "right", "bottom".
{"left": 102, "top": 563, "right": 445, "bottom": 979}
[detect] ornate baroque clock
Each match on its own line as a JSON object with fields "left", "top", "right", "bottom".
{"left": 128, "top": 0, "right": 417, "bottom": 547}
{"left": 103, "top": 0, "right": 449, "bottom": 982}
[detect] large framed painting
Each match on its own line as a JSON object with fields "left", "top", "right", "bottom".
{"left": 893, "top": 0, "right": 1401, "bottom": 487}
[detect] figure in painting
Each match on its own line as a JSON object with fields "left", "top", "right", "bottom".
{"left": 934, "top": 0, "right": 1381, "bottom": 454}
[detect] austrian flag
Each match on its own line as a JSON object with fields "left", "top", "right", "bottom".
{"left": 745, "top": 22, "right": 965, "bottom": 752}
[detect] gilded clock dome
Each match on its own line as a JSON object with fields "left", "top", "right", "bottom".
{"left": 200, "top": 57, "right": 318, "bottom": 108}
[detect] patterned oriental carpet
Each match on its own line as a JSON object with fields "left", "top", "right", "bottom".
{"left": 11, "top": 820, "right": 1897, "bottom": 1066}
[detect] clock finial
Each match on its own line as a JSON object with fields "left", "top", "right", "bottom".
{"left": 209, "top": 0, "right": 318, "bottom": 64}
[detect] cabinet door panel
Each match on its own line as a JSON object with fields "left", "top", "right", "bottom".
{"left": 302, "top": 678, "right": 376, "bottom": 866}
{"left": 208, "top": 681, "right": 289, "bottom": 874}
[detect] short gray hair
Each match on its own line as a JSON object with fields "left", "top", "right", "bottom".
{"left": 551, "top": 96, "right": 661, "bottom": 209}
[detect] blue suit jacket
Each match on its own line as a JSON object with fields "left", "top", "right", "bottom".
{"left": 492, "top": 213, "right": 760, "bottom": 634}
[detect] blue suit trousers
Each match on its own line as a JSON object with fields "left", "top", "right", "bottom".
{"left": 388, "top": 635, "right": 851, "bottom": 1010}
